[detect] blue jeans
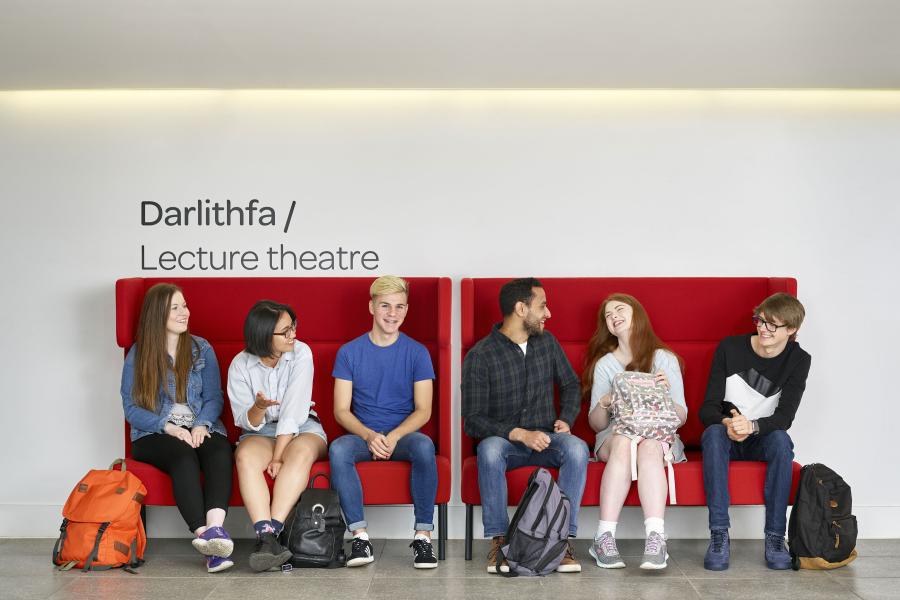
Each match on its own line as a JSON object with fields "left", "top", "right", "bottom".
{"left": 477, "top": 433, "right": 589, "bottom": 538}
{"left": 702, "top": 424, "right": 795, "bottom": 536}
{"left": 328, "top": 432, "right": 437, "bottom": 532}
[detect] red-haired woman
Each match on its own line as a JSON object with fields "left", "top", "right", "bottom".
{"left": 121, "top": 283, "right": 234, "bottom": 573}
{"left": 582, "top": 294, "right": 687, "bottom": 571}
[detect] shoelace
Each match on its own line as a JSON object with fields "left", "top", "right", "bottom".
{"left": 766, "top": 535, "right": 785, "bottom": 552}
{"left": 599, "top": 534, "right": 618, "bottom": 555}
{"left": 711, "top": 530, "right": 728, "bottom": 553}
{"left": 411, "top": 539, "right": 435, "bottom": 558}
{"left": 352, "top": 538, "right": 370, "bottom": 555}
{"left": 645, "top": 533, "right": 663, "bottom": 554}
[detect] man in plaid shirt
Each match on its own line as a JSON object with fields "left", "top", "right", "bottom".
{"left": 462, "top": 277, "right": 589, "bottom": 573}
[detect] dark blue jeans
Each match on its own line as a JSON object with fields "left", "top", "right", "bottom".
{"left": 328, "top": 432, "right": 437, "bottom": 532}
{"left": 701, "top": 424, "right": 795, "bottom": 536}
{"left": 477, "top": 433, "right": 589, "bottom": 538}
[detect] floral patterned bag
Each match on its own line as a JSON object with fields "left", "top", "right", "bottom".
{"left": 610, "top": 371, "right": 681, "bottom": 503}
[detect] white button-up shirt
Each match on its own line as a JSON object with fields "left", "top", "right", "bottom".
{"left": 227, "top": 341, "right": 316, "bottom": 437}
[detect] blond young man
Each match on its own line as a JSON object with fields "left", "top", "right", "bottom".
{"left": 330, "top": 276, "right": 438, "bottom": 569}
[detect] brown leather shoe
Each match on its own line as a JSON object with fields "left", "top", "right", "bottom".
{"left": 556, "top": 540, "right": 582, "bottom": 573}
{"left": 486, "top": 536, "right": 509, "bottom": 573}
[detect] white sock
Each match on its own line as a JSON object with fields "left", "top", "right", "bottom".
{"left": 414, "top": 533, "right": 430, "bottom": 542}
{"left": 645, "top": 517, "right": 665, "bottom": 537}
{"left": 597, "top": 520, "right": 617, "bottom": 538}
{"left": 354, "top": 531, "right": 370, "bottom": 541}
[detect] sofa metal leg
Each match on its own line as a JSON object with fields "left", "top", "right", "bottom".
{"left": 465, "top": 504, "right": 473, "bottom": 560}
{"left": 437, "top": 504, "right": 447, "bottom": 560}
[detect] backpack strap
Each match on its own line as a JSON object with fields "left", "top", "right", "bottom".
{"left": 629, "top": 436, "right": 641, "bottom": 481}
{"left": 82, "top": 522, "right": 110, "bottom": 572}
{"left": 109, "top": 458, "right": 126, "bottom": 471}
{"left": 308, "top": 473, "right": 331, "bottom": 489}
{"left": 52, "top": 519, "right": 69, "bottom": 565}
{"left": 662, "top": 442, "right": 677, "bottom": 505}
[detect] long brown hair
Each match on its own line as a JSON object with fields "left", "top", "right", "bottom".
{"left": 132, "top": 283, "right": 195, "bottom": 412}
{"left": 581, "top": 293, "right": 682, "bottom": 398}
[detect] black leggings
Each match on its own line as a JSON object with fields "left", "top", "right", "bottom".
{"left": 132, "top": 432, "right": 233, "bottom": 532}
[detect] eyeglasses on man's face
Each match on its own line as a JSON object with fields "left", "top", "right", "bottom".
{"left": 752, "top": 315, "right": 788, "bottom": 333}
{"left": 273, "top": 323, "right": 297, "bottom": 337}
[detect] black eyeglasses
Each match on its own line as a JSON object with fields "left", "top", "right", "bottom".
{"left": 273, "top": 323, "right": 297, "bottom": 337}
{"left": 752, "top": 315, "right": 788, "bottom": 333}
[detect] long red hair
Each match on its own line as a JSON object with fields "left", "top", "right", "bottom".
{"left": 581, "top": 293, "right": 682, "bottom": 398}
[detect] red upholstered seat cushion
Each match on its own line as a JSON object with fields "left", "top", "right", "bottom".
{"left": 460, "top": 452, "right": 800, "bottom": 506}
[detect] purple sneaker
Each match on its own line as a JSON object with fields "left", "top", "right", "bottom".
{"left": 192, "top": 526, "right": 234, "bottom": 558}
{"left": 207, "top": 554, "right": 234, "bottom": 573}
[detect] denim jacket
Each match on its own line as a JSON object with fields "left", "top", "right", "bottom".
{"left": 121, "top": 335, "right": 228, "bottom": 442}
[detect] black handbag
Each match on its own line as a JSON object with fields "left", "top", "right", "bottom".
{"left": 280, "top": 474, "right": 347, "bottom": 568}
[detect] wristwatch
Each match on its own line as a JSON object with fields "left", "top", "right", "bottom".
{"left": 751, "top": 420, "right": 760, "bottom": 435}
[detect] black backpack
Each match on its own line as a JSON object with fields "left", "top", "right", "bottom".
{"left": 788, "top": 463, "right": 858, "bottom": 570}
{"left": 280, "top": 474, "right": 347, "bottom": 568}
{"left": 496, "top": 467, "right": 571, "bottom": 577}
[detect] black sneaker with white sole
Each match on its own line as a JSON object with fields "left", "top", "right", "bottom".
{"left": 346, "top": 537, "right": 375, "bottom": 567}
{"left": 410, "top": 538, "right": 438, "bottom": 569}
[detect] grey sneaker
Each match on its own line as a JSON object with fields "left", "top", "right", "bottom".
{"left": 640, "top": 531, "right": 668, "bottom": 570}
{"left": 588, "top": 531, "right": 626, "bottom": 569}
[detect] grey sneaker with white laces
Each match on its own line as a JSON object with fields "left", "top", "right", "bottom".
{"left": 588, "top": 531, "right": 626, "bottom": 569}
{"left": 640, "top": 531, "right": 669, "bottom": 570}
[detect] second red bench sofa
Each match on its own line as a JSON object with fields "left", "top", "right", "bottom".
{"left": 460, "top": 277, "right": 803, "bottom": 559}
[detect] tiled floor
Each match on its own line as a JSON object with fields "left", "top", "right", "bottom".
{"left": 1, "top": 538, "right": 897, "bottom": 600}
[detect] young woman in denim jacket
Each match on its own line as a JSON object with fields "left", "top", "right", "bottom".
{"left": 228, "top": 300, "right": 328, "bottom": 572}
{"left": 121, "top": 283, "right": 234, "bottom": 573}
{"left": 582, "top": 293, "right": 688, "bottom": 571}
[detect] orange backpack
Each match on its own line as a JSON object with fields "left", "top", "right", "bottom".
{"left": 52, "top": 460, "right": 147, "bottom": 571}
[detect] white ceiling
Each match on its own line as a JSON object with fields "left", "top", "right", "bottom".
{"left": 2, "top": 0, "right": 900, "bottom": 90}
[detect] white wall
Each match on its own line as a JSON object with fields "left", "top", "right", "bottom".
{"left": 1, "top": 90, "right": 898, "bottom": 538}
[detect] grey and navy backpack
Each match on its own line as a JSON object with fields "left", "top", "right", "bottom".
{"left": 496, "top": 467, "right": 570, "bottom": 576}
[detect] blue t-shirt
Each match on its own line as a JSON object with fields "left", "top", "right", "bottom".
{"left": 332, "top": 332, "right": 435, "bottom": 433}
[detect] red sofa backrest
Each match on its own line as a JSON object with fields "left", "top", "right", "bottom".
{"left": 116, "top": 277, "right": 452, "bottom": 461}
{"left": 461, "top": 277, "right": 797, "bottom": 458}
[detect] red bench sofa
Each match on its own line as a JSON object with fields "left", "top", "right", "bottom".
{"left": 116, "top": 277, "right": 452, "bottom": 558}
{"left": 460, "top": 277, "right": 803, "bottom": 558}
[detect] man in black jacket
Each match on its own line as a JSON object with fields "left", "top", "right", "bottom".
{"left": 699, "top": 292, "right": 811, "bottom": 571}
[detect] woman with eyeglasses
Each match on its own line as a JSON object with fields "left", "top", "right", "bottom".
{"left": 582, "top": 293, "right": 688, "bottom": 571}
{"left": 121, "top": 283, "right": 235, "bottom": 573}
{"left": 698, "top": 292, "right": 811, "bottom": 572}
{"left": 228, "top": 300, "right": 327, "bottom": 572}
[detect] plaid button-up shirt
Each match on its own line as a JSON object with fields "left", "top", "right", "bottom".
{"left": 462, "top": 324, "right": 581, "bottom": 440}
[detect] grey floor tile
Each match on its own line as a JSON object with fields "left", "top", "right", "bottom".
{"left": 0, "top": 539, "right": 56, "bottom": 557}
{"left": 207, "top": 576, "right": 362, "bottom": 600}
{"left": 829, "top": 556, "right": 900, "bottom": 579}
{"left": 855, "top": 540, "right": 900, "bottom": 557}
{"left": 835, "top": 578, "right": 900, "bottom": 600}
{"left": 373, "top": 550, "right": 494, "bottom": 578}
{"left": 539, "top": 579, "right": 702, "bottom": 600}
{"left": 47, "top": 577, "right": 219, "bottom": 600}
{"left": 0, "top": 575, "right": 74, "bottom": 600}
{"left": 0, "top": 554, "right": 62, "bottom": 577}
{"left": 366, "top": 577, "right": 539, "bottom": 600}
{"left": 668, "top": 539, "right": 809, "bottom": 579}
{"left": 691, "top": 578, "right": 859, "bottom": 600}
